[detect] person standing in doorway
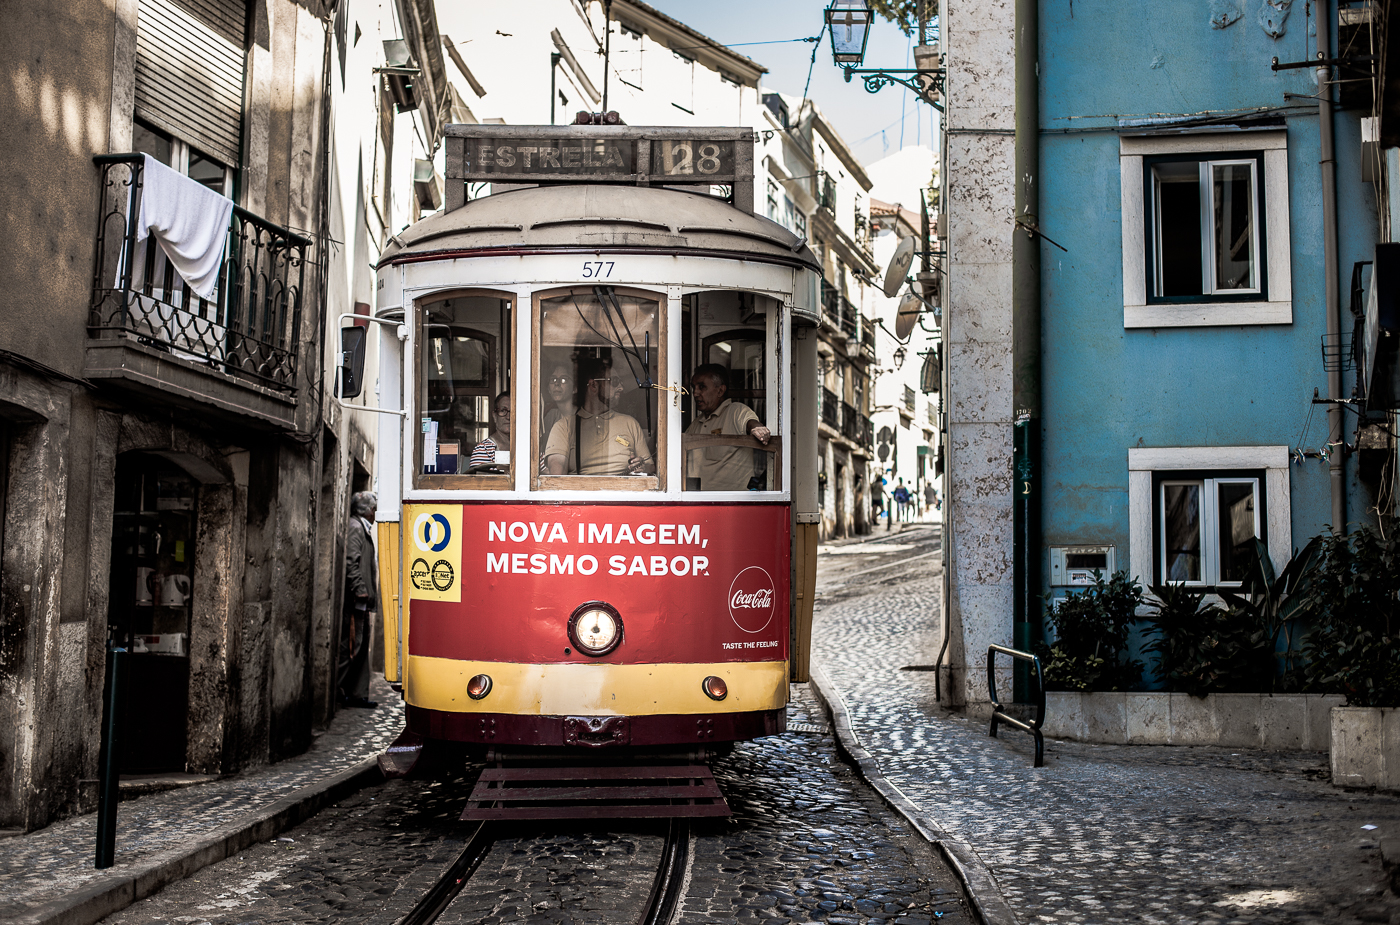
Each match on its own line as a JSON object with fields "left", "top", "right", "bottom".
{"left": 339, "top": 491, "right": 378, "bottom": 709}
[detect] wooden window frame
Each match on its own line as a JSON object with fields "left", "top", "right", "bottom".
{"left": 531, "top": 285, "right": 668, "bottom": 493}
{"left": 413, "top": 288, "right": 515, "bottom": 491}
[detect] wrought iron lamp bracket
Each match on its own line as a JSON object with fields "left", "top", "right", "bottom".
{"left": 842, "top": 67, "right": 945, "bottom": 111}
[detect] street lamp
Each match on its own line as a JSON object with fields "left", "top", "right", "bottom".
{"left": 825, "top": 0, "right": 873, "bottom": 66}
{"left": 825, "top": 1, "right": 945, "bottom": 111}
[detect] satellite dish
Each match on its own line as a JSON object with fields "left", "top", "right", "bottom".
{"left": 895, "top": 290, "right": 921, "bottom": 340}
{"left": 882, "top": 235, "right": 917, "bottom": 298}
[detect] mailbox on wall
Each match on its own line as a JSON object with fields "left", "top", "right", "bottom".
{"left": 1048, "top": 545, "right": 1116, "bottom": 589}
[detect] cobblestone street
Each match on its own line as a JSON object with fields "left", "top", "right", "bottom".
{"left": 811, "top": 526, "right": 1400, "bottom": 925}
{"left": 89, "top": 682, "right": 969, "bottom": 925}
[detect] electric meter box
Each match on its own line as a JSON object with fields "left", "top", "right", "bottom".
{"left": 1048, "top": 545, "right": 1115, "bottom": 587}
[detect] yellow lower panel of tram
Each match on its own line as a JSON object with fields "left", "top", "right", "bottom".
{"left": 406, "top": 655, "right": 789, "bottom": 716}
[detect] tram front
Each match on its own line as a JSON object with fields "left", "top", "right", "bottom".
{"left": 360, "top": 125, "right": 822, "bottom": 755}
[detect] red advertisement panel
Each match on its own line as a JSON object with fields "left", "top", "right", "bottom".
{"left": 407, "top": 503, "right": 791, "bottom": 664}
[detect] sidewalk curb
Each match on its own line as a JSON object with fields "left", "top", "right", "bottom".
{"left": 808, "top": 663, "right": 1019, "bottom": 925}
{"left": 12, "top": 757, "right": 385, "bottom": 925}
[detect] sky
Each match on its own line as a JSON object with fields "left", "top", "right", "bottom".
{"left": 644, "top": 0, "right": 939, "bottom": 165}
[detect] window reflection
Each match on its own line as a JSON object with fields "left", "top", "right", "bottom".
{"left": 538, "top": 290, "right": 658, "bottom": 479}
{"left": 419, "top": 295, "right": 512, "bottom": 482}
{"left": 1162, "top": 482, "right": 1201, "bottom": 582}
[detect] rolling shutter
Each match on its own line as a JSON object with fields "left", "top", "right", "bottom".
{"left": 135, "top": 0, "right": 248, "bottom": 167}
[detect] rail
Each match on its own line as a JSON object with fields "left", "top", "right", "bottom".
{"left": 987, "top": 644, "right": 1046, "bottom": 767}
{"left": 89, "top": 154, "right": 309, "bottom": 392}
{"left": 841, "top": 401, "right": 861, "bottom": 442}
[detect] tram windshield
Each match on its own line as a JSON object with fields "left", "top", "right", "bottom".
{"left": 417, "top": 293, "right": 513, "bottom": 487}
{"left": 536, "top": 288, "right": 661, "bottom": 486}
{"left": 682, "top": 291, "right": 779, "bottom": 492}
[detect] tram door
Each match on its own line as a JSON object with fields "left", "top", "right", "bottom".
{"left": 107, "top": 453, "right": 197, "bottom": 772}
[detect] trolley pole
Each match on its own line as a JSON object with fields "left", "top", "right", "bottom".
{"left": 95, "top": 645, "right": 125, "bottom": 869}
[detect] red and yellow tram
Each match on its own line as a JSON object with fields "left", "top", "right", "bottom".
{"left": 358, "top": 125, "right": 821, "bottom": 757}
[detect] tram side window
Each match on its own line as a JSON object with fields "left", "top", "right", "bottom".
{"left": 537, "top": 289, "right": 660, "bottom": 485}
{"left": 418, "top": 295, "right": 513, "bottom": 485}
{"left": 682, "top": 291, "right": 779, "bottom": 492}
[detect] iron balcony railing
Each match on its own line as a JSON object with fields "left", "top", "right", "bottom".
{"left": 841, "top": 401, "right": 861, "bottom": 442}
{"left": 818, "top": 173, "right": 837, "bottom": 213}
{"left": 89, "top": 154, "right": 310, "bottom": 393}
{"left": 820, "top": 280, "right": 840, "bottom": 325}
{"left": 821, "top": 387, "right": 839, "bottom": 429}
{"left": 862, "top": 318, "right": 876, "bottom": 350}
{"left": 839, "top": 297, "right": 858, "bottom": 337}
{"left": 862, "top": 414, "right": 874, "bottom": 449}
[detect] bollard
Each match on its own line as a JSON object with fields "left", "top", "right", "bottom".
{"left": 95, "top": 646, "right": 125, "bottom": 869}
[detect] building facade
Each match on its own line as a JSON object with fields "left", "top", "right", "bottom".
{"left": 0, "top": 0, "right": 439, "bottom": 831}
{"left": 938, "top": 0, "right": 1398, "bottom": 710}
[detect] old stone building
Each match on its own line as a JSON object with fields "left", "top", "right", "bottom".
{"left": 0, "top": 0, "right": 438, "bottom": 831}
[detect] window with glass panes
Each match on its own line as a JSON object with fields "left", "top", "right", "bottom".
{"left": 1155, "top": 470, "right": 1264, "bottom": 586}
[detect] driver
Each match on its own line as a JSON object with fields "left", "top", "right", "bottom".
{"left": 685, "top": 363, "right": 771, "bottom": 491}
{"left": 544, "top": 355, "right": 654, "bottom": 476}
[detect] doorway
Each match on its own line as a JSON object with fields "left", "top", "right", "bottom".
{"left": 107, "top": 453, "right": 198, "bottom": 773}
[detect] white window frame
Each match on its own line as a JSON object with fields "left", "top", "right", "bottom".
{"left": 1157, "top": 476, "right": 1262, "bottom": 587}
{"left": 1128, "top": 445, "right": 1291, "bottom": 598}
{"left": 1121, "top": 132, "right": 1291, "bottom": 328}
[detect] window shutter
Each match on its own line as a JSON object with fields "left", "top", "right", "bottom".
{"left": 135, "top": 0, "right": 248, "bottom": 167}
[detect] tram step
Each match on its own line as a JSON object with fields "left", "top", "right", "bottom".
{"left": 462, "top": 762, "right": 731, "bottom": 820}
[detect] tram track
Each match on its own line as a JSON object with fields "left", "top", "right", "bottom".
{"left": 396, "top": 818, "right": 692, "bottom": 925}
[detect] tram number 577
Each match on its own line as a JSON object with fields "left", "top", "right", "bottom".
{"left": 658, "top": 141, "right": 727, "bottom": 176}
{"left": 581, "top": 261, "right": 615, "bottom": 278}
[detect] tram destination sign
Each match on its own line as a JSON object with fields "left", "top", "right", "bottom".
{"left": 443, "top": 125, "right": 755, "bottom": 212}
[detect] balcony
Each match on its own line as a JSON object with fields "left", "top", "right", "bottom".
{"left": 862, "top": 414, "right": 874, "bottom": 449}
{"left": 818, "top": 173, "right": 837, "bottom": 214}
{"left": 86, "top": 155, "right": 310, "bottom": 429}
{"left": 821, "top": 387, "right": 839, "bottom": 430}
{"left": 861, "top": 317, "right": 876, "bottom": 361}
{"left": 904, "top": 385, "right": 917, "bottom": 412}
{"left": 841, "top": 401, "right": 861, "bottom": 442}
{"left": 838, "top": 297, "right": 858, "bottom": 338}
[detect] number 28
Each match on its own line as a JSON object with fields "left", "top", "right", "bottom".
{"left": 581, "top": 261, "right": 615, "bottom": 278}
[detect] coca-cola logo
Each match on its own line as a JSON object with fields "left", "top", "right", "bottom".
{"left": 731, "top": 588, "right": 773, "bottom": 609}
{"left": 728, "top": 566, "right": 775, "bottom": 633}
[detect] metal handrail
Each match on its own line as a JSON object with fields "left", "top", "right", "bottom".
{"left": 987, "top": 644, "right": 1046, "bottom": 767}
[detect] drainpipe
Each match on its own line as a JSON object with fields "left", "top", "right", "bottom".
{"left": 1012, "top": 0, "right": 1042, "bottom": 697}
{"left": 1319, "top": 5, "right": 1346, "bottom": 533}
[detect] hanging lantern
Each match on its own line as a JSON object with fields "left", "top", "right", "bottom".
{"left": 825, "top": 0, "right": 873, "bottom": 66}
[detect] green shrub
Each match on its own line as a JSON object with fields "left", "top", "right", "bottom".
{"left": 1299, "top": 527, "right": 1400, "bottom": 707}
{"left": 1144, "top": 582, "right": 1263, "bottom": 696}
{"left": 1039, "top": 571, "right": 1144, "bottom": 692}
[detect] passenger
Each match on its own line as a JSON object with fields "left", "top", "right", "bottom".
{"left": 539, "top": 363, "right": 575, "bottom": 459}
{"left": 543, "top": 356, "right": 654, "bottom": 475}
{"left": 685, "top": 363, "right": 771, "bottom": 491}
{"left": 468, "top": 391, "right": 510, "bottom": 472}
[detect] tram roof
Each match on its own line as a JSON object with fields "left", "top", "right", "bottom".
{"left": 379, "top": 184, "right": 821, "bottom": 273}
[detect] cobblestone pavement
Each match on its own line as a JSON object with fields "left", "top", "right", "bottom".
{"left": 810, "top": 529, "right": 1400, "bottom": 925}
{"left": 0, "top": 676, "right": 404, "bottom": 920}
{"left": 95, "top": 685, "right": 972, "bottom": 925}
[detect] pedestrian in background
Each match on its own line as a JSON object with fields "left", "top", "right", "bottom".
{"left": 339, "top": 491, "right": 378, "bottom": 709}
{"left": 893, "top": 479, "right": 911, "bottom": 522}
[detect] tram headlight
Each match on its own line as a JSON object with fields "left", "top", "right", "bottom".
{"left": 702, "top": 676, "right": 728, "bottom": 701}
{"left": 467, "top": 674, "right": 493, "bottom": 699}
{"left": 567, "top": 602, "right": 623, "bottom": 657}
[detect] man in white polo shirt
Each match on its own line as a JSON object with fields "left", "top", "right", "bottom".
{"left": 544, "top": 354, "right": 654, "bottom": 476}
{"left": 685, "top": 363, "right": 771, "bottom": 491}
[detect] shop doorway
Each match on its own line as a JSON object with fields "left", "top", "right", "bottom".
{"left": 107, "top": 453, "right": 198, "bottom": 773}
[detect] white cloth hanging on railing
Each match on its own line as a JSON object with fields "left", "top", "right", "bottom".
{"left": 130, "top": 153, "right": 234, "bottom": 301}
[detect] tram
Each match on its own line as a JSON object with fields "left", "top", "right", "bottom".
{"left": 351, "top": 124, "right": 821, "bottom": 763}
